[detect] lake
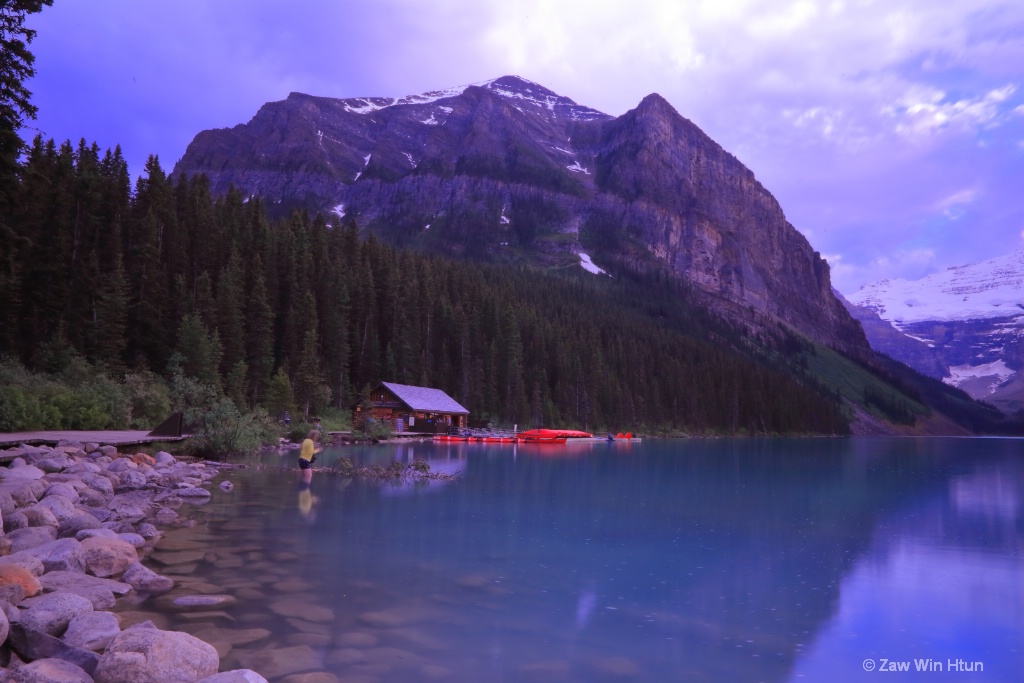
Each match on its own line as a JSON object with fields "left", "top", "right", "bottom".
{"left": 132, "top": 437, "right": 1024, "bottom": 682}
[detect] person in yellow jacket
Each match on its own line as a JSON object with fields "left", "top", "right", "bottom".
{"left": 298, "top": 429, "right": 321, "bottom": 484}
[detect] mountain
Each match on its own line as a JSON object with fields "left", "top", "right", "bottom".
{"left": 846, "top": 250, "right": 1024, "bottom": 413}
{"left": 173, "top": 76, "right": 868, "bottom": 356}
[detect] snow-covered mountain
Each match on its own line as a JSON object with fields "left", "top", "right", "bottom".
{"left": 846, "top": 250, "right": 1024, "bottom": 413}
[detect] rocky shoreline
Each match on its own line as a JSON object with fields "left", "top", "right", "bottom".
{"left": 0, "top": 441, "right": 270, "bottom": 683}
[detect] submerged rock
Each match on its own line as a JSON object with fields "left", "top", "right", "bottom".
{"left": 237, "top": 645, "right": 324, "bottom": 679}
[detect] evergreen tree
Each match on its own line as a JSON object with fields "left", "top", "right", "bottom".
{"left": 246, "top": 257, "right": 275, "bottom": 404}
{"left": 92, "top": 252, "right": 130, "bottom": 375}
{"left": 173, "top": 313, "right": 223, "bottom": 391}
{"left": 264, "top": 366, "right": 295, "bottom": 422}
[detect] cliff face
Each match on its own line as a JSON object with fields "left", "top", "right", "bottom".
{"left": 173, "top": 76, "right": 868, "bottom": 354}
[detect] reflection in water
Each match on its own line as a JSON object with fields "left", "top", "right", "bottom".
{"left": 134, "top": 438, "right": 1023, "bottom": 682}
{"left": 792, "top": 446, "right": 1024, "bottom": 682}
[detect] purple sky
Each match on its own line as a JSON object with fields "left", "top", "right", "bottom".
{"left": 25, "top": 0, "right": 1024, "bottom": 294}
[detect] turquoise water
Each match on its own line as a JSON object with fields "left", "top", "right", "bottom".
{"left": 146, "top": 438, "right": 1023, "bottom": 682}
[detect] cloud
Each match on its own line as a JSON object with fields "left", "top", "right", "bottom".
{"left": 889, "top": 85, "right": 1017, "bottom": 138}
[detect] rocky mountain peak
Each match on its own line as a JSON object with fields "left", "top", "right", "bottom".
{"left": 172, "top": 77, "right": 870, "bottom": 356}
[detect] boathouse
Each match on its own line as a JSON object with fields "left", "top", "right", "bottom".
{"left": 355, "top": 381, "right": 470, "bottom": 432}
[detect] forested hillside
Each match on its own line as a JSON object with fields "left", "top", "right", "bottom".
{"left": 0, "top": 137, "right": 850, "bottom": 435}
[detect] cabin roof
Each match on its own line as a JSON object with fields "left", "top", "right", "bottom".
{"left": 380, "top": 382, "right": 470, "bottom": 415}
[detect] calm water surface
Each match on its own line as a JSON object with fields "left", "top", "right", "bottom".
{"left": 141, "top": 438, "right": 1023, "bottom": 682}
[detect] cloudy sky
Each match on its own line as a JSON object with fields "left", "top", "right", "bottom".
{"left": 25, "top": 0, "right": 1024, "bottom": 294}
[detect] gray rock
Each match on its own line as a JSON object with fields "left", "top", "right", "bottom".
{"left": 18, "top": 590, "right": 94, "bottom": 636}
{"left": 18, "top": 538, "right": 84, "bottom": 573}
{"left": 0, "top": 581, "right": 26, "bottom": 605}
{"left": 62, "top": 610, "right": 121, "bottom": 651}
{"left": 154, "top": 507, "right": 179, "bottom": 524}
{"left": 136, "top": 523, "right": 159, "bottom": 540}
{"left": 93, "top": 626, "right": 219, "bottom": 683}
{"left": 8, "top": 656, "right": 94, "bottom": 683}
{"left": 63, "top": 461, "right": 101, "bottom": 475}
{"left": 81, "top": 475, "right": 113, "bottom": 497}
{"left": 6, "top": 624, "right": 100, "bottom": 677}
{"left": 0, "top": 596, "right": 8, "bottom": 643}
{"left": 98, "top": 446, "right": 117, "bottom": 457}
{"left": 105, "top": 459, "right": 136, "bottom": 473}
{"left": 22, "top": 506, "right": 59, "bottom": 529}
{"left": 38, "top": 571, "right": 131, "bottom": 610}
{"left": 2, "top": 479, "right": 45, "bottom": 506}
{"left": 57, "top": 511, "right": 104, "bottom": 538}
{"left": 154, "top": 451, "right": 176, "bottom": 466}
{"left": 34, "top": 495, "right": 79, "bottom": 523}
{"left": 118, "top": 470, "right": 147, "bottom": 490}
{"left": 74, "top": 528, "right": 118, "bottom": 542}
{"left": 116, "top": 533, "right": 145, "bottom": 549}
{"left": 219, "top": 480, "right": 234, "bottom": 491}
{"left": 76, "top": 488, "right": 109, "bottom": 509}
{"left": 196, "top": 671, "right": 269, "bottom": 683}
{"left": 80, "top": 536, "right": 138, "bottom": 578}
{"left": 77, "top": 505, "right": 111, "bottom": 522}
{"left": 7, "top": 526, "right": 58, "bottom": 553}
{"left": 43, "top": 482, "right": 79, "bottom": 500}
{"left": 100, "top": 521, "right": 134, "bottom": 534}
{"left": 0, "top": 487, "right": 16, "bottom": 517}
{"left": 0, "top": 464, "right": 45, "bottom": 481}
{"left": 84, "top": 443, "right": 100, "bottom": 453}
{"left": 0, "top": 551, "right": 45, "bottom": 576}
{"left": 4, "top": 510, "right": 29, "bottom": 532}
{"left": 33, "top": 457, "right": 73, "bottom": 474}
{"left": 120, "top": 562, "right": 174, "bottom": 594}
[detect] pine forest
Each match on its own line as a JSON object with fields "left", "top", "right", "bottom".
{"left": 0, "top": 137, "right": 850, "bottom": 436}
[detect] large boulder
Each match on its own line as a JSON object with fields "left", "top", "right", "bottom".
{"left": 0, "top": 561, "right": 43, "bottom": 597}
{"left": 33, "top": 495, "right": 80, "bottom": 523}
{"left": 62, "top": 610, "right": 122, "bottom": 651}
{"left": 57, "top": 510, "right": 105, "bottom": 538}
{"left": 22, "top": 505, "right": 59, "bottom": 529}
{"left": 39, "top": 571, "right": 132, "bottom": 610}
{"left": 18, "top": 590, "right": 94, "bottom": 636}
{"left": 93, "top": 625, "right": 219, "bottom": 683}
{"left": 18, "top": 537, "right": 85, "bottom": 573}
{"left": 6, "top": 622, "right": 101, "bottom": 673}
{"left": 1, "top": 478, "right": 46, "bottom": 506}
{"left": 0, "top": 464, "right": 46, "bottom": 481}
{"left": 11, "top": 655, "right": 93, "bottom": 683}
{"left": 0, "top": 551, "right": 45, "bottom": 576}
{"left": 7, "top": 525, "right": 58, "bottom": 552}
{"left": 80, "top": 536, "right": 138, "bottom": 578}
{"left": 10, "top": 657, "right": 94, "bottom": 683}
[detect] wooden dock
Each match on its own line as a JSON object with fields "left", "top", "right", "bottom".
{"left": 0, "top": 430, "right": 187, "bottom": 449}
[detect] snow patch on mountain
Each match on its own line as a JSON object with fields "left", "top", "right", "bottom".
{"left": 946, "top": 359, "right": 1014, "bottom": 392}
{"left": 339, "top": 76, "right": 608, "bottom": 123}
{"left": 579, "top": 253, "right": 607, "bottom": 275}
{"left": 848, "top": 250, "right": 1024, "bottom": 326}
